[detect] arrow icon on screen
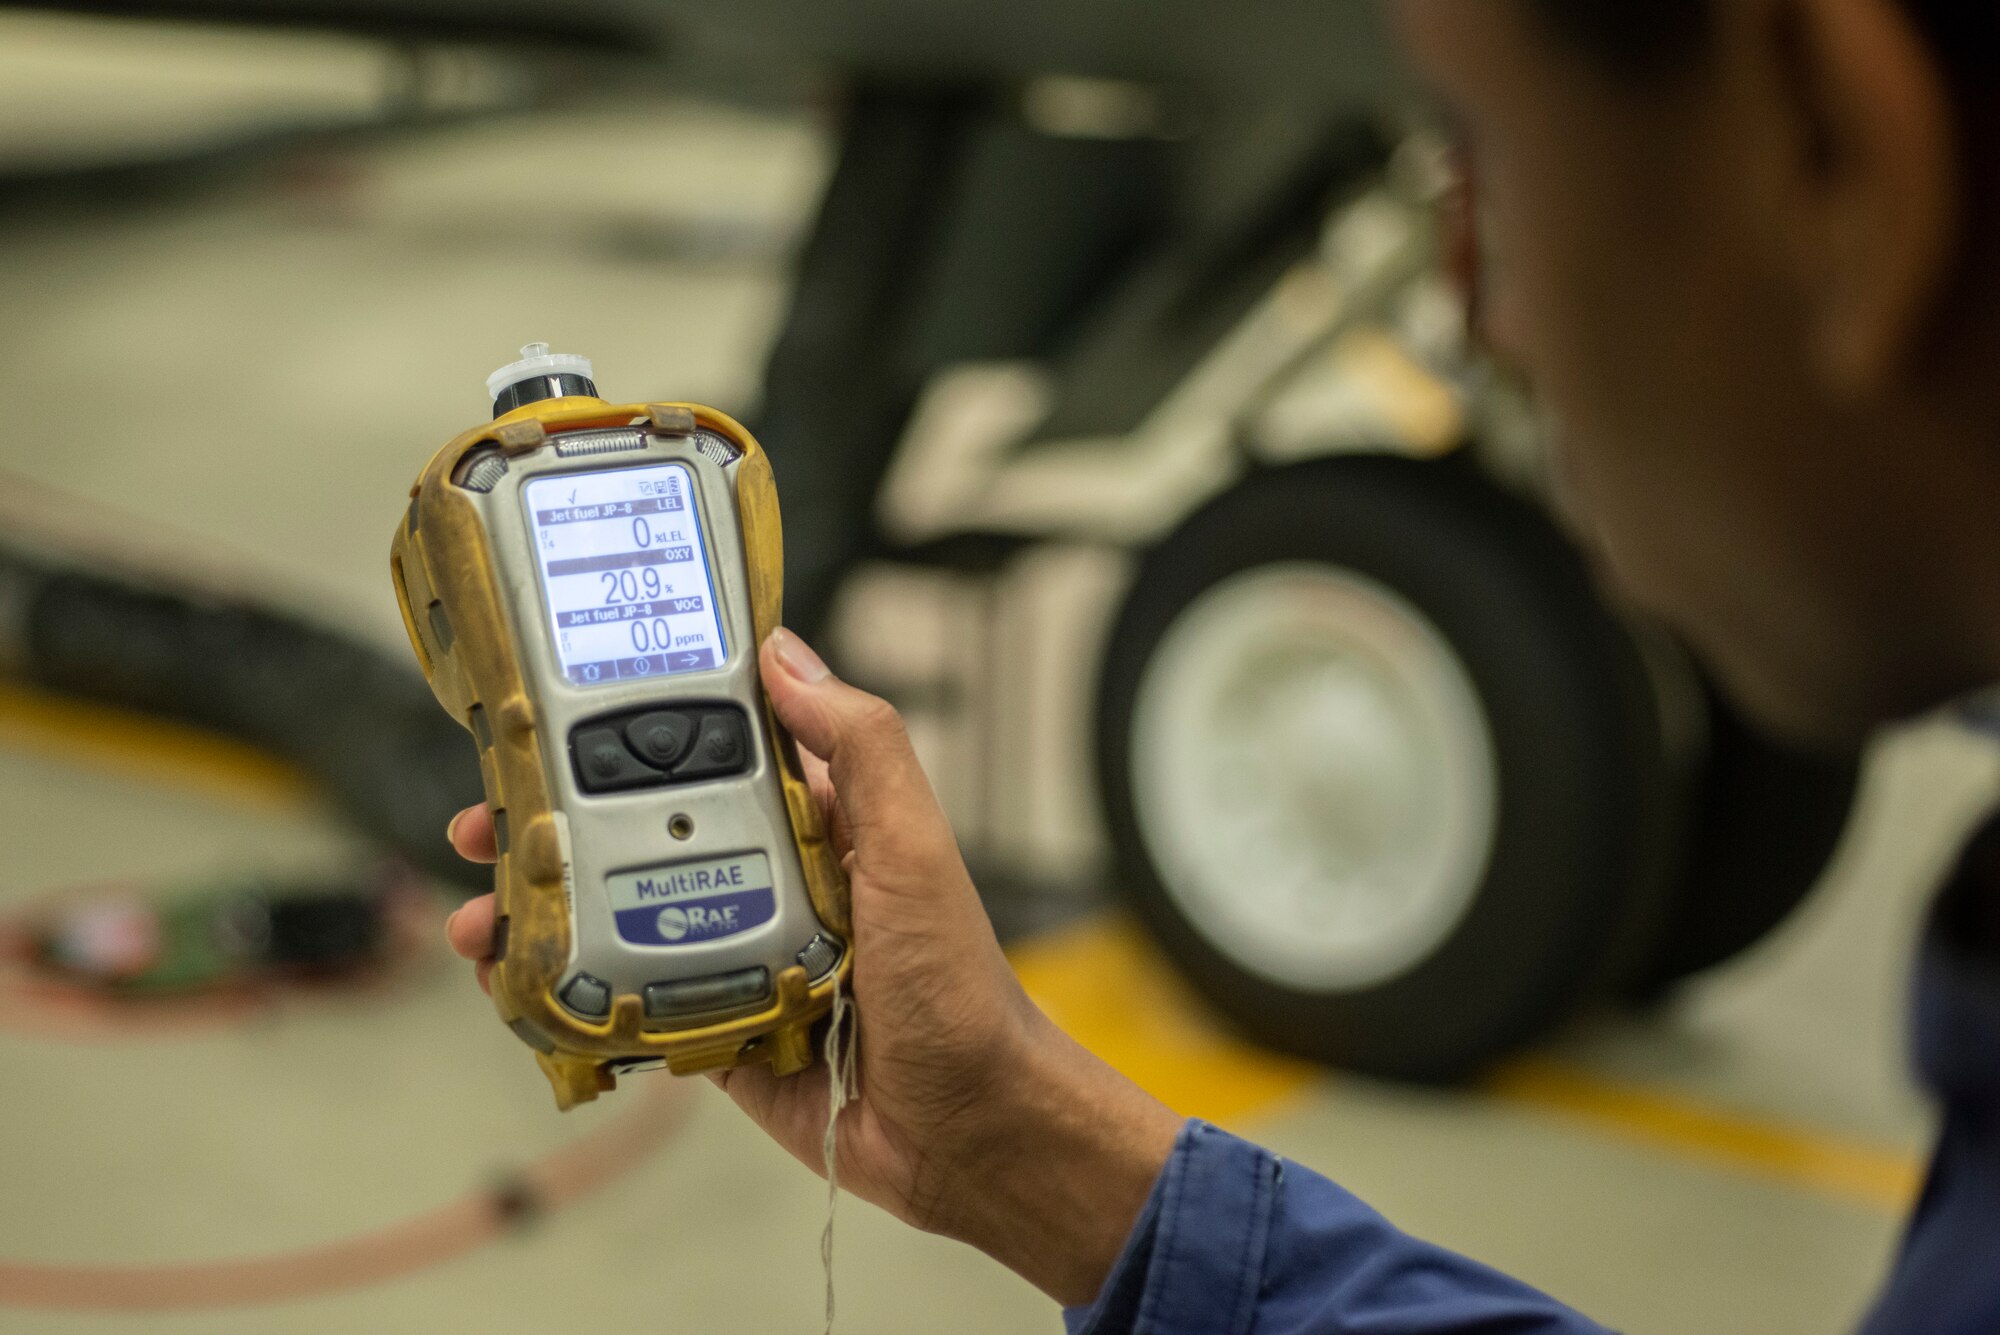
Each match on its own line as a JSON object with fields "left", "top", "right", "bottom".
{"left": 671, "top": 652, "right": 708, "bottom": 670}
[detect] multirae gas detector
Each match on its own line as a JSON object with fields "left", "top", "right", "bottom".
{"left": 390, "top": 344, "right": 852, "bottom": 1110}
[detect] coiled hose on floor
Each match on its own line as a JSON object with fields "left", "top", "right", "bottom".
{"left": 2, "top": 545, "right": 485, "bottom": 892}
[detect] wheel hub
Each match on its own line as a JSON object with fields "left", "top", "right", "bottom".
{"left": 1129, "top": 564, "right": 1500, "bottom": 992}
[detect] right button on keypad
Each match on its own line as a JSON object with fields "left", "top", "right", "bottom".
{"left": 673, "top": 710, "right": 750, "bottom": 781}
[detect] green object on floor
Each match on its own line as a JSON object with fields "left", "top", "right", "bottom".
{"left": 31, "top": 871, "right": 393, "bottom": 995}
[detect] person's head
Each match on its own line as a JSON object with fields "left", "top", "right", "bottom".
{"left": 1396, "top": 0, "right": 2000, "bottom": 743}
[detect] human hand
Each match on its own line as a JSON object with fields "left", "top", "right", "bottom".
{"left": 444, "top": 628, "right": 1181, "bottom": 1306}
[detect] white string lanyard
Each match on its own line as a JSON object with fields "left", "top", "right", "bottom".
{"left": 819, "top": 968, "right": 859, "bottom": 1335}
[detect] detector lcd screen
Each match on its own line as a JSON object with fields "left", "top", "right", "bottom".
{"left": 524, "top": 463, "right": 728, "bottom": 687}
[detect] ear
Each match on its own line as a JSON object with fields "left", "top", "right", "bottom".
{"left": 1760, "top": 0, "right": 1960, "bottom": 396}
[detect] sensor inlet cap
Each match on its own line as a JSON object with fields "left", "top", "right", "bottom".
{"left": 487, "top": 342, "right": 598, "bottom": 417}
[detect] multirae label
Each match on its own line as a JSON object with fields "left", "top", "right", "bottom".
{"left": 607, "top": 852, "right": 775, "bottom": 947}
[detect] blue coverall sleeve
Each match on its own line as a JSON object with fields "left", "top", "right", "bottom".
{"left": 1064, "top": 1121, "right": 1615, "bottom": 1335}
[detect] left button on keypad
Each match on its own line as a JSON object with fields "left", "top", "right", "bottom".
{"left": 571, "top": 726, "right": 663, "bottom": 794}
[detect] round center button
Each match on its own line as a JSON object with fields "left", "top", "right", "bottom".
{"left": 625, "top": 711, "right": 695, "bottom": 768}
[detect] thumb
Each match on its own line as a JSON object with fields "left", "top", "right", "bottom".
{"left": 761, "top": 629, "right": 949, "bottom": 852}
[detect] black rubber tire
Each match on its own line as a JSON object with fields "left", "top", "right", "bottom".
{"left": 9, "top": 549, "right": 486, "bottom": 891}
{"left": 1621, "top": 681, "right": 1861, "bottom": 997}
{"left": 1095, "top": 455, "right": 1679, "bottom": 1082}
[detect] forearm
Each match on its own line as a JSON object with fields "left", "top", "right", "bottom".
{"left": 926, "top": 1012, "right": 1182, "bottom": 1308}
{"left": 1061, "top": 1121, "right": 1615, "bottom": 1335}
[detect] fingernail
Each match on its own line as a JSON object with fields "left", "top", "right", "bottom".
{"left": 446, "top": 811, "right": 464, "bottom": 844}
{"left": 445, "top": 907, "right": 461, "bottom": 934}
{"left": 770, "top": 627, "right": 831, "bottom": 683}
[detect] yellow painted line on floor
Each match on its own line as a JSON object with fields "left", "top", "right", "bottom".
{"left": 1010, "top": 916, "right": 1924, "bottom": 1214}
{"left": 0, "top": 681, "right": 315, "bottom": 811}
{"left": 1485, "top": 1059, "right": 1923, "bottom": 1213}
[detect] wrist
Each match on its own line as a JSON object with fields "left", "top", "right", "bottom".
{"left": 922, "top": 1006, "right": 1183, "bottom": 1308}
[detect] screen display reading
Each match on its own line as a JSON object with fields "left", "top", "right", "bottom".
{"left": 524, "top": 463, "right": 728, "bottom": 687}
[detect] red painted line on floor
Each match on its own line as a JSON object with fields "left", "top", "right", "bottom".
{"left": 0, "top": 1076, "right": 693, "bottom": 1311}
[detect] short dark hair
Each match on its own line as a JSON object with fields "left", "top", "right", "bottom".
{"left": 1524, "top": 0, "right": 1714, "bottom": 77}
{"left": 1523, "top": 0, "right": 2000, "bottom": 322}
{"left": 1904, "top": 1, "right": 2000, "bottom": 93}
{"left": 1526, "top": 0, "right": 1995, "bottom": 90}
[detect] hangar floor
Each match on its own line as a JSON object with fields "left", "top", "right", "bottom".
{"left": 3, "top": 36, "right": 1999, "bottom": 1334}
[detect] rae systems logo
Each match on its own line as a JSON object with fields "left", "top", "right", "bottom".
{"left": 655, "top": 902, "right": 747, "bottom": 941}
{"left": 609, "top": 852, "right": 775, "bottom": 947}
